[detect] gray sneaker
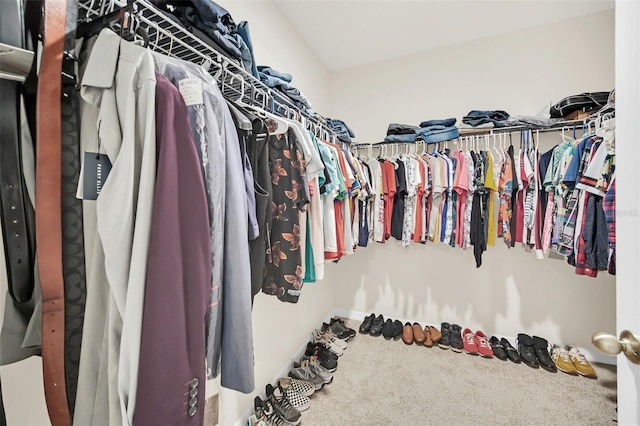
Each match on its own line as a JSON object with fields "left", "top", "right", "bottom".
{"left": 302, "top": 357, "right": 333, "bottom": 384}
{"left": 266, "top": 384, "right": 301, "bottom": 425}
{"left": 289, "top": 361, "right": 324, "bottom": 390}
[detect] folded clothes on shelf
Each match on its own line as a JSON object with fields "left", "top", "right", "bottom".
{"left": 387, "top": 123, "right": 418, "bottom": 135}
{"left": 419, "top": 118, "right": 457, "bottom": 128}
{"left": 258, "top": 65, "right": 312, "bottom": 110}
{"left": 149, "top": 0, "right": 254, "bottom": 74}
{"left": 384, "top": 133, "right": 417, "bottom": 143}
{"left": 462, "top": 110, "right": 510, "bottom": 128}
{"left": 326, "top": 118, "right": 355, "bottom": 144}
{"left": 416, "top": 125, "right": 459, "bottom": 144}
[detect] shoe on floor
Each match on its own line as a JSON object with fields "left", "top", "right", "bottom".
{"left": 450, "top": 324, "right": 464, "bottom": 353}
{"left": 289, "top": 361, "right": 324, "bottom": 390}
{"left": 438, "top": 322, "right": 451, "bottom": 349}
{"left": 474, "top": 330, "right": 494, "bottom": 358}
{"left": 307, "top": 341, "right": 338, "bottom": 361}
{"left": 428, "top": 326, "right": 442, "bottom": 344}
{"left": 551, "top": 345, "right": 578, "bottom": 376}
{"left": 255, "top": 397, "right": 288, "bottom": 426}
{"left": 262, "top": 397, "right": 290, "bottom": 426}
{"left": 567, "top": 345, "right": 597, "bottom": 379}
{"left": 413, "top": 323, "right": 426, "bottom": 345}
{"left": 517, "top": 333, "right": 539, "bottom": 369}
{"left": 392, "top": 320, "right": 403, "bottom": 339}
{"left": 270, "top": 382, "right": 310, "bottom": 413}
{"left": 278, "top": 377, "right": 316, "bottom": 397}
{"left": 489, "top": 336, "right": 508, "bottom": 361}
{"left": 382, "top": 319, "right": 395, "bottom": 339}
{"left": 402, "top": 322, "right": 414, "bottom": 344}
{"left": 462, "top": 328, "right": 479, "bottom": 355}
{"left": 303, "top": 345, "right": 337, "bottom": 372}
{"left": 500, "top": 338, "right": 522, "bottom": 363}
{"left": 532, "top": 336, "right": 557, "bottom": 373}
{"left": 321, "top": 322, "right": 351, "bottom": 342}
{"left": 330, "top": 317, "right": 357, "bottom": 340}
{"left": 423, "top": 326, "right": 433, "bottom": 347}
{"left": 359, "top": 313, "right": 375, "bottom": 334}
{"left": 305, "top": 358, "right": 333, "bottom": 384}
{"left": 369, "top": 315, "right": 385, "bottom": 336}
{"left": 311, "top": 332, "right": 344, "bottom": 356}
{"left": 313, "top": 329, "right": 347, "bottom": 350}
{"left": 266, "top": 383, "right": 302, "bottom": 424}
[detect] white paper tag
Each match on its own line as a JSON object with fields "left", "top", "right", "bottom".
{"left": 179, "top": 78, "right": 204, "bottom": 106}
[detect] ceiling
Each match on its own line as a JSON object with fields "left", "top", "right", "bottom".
{"left": 273, "top": 0, "right": 614, "bottom": 71}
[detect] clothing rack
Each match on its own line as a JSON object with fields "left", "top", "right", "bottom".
{"left": 77, "top": 0, "right": 338, "bottom": 142}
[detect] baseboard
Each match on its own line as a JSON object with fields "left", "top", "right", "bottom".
{"left": 331, "top": 309, "right": 616, "bottom": 366}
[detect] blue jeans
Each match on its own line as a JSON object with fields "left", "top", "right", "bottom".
{"left": 326, "top": 119, "right": 355, "bottom": 138}
{"left": 419, "top": 118, "right": 456, "bottom": 128}
{"left": 462, "top": 110, "right": 509, "bottom": 128}
{"left": 257, "top": 66, "right": 293, "bottom": 83}
{"left": 237, "top": 21, "right": 258, "bottom": 78}
{"left": 384, "top": 133, "right": 416, "bottom": 143}
{"left": 417, "top": 126, "right": 459, "bottom": 144}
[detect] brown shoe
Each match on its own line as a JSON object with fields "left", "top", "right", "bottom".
{"left": 402, "top": 322, "right": 414, "bottom": 344}
{"left": 412, "top": 323, "right": 426, "bottom": 345}
{"left": 423, "top": 326, "right": 433, "bottom": 347}
{"left": 428, "top": 326, "right": 442, "bottom": 344}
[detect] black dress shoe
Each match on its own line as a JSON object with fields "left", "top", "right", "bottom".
{"left": 517, "top": 333, "right": 539, "bottom": 368}
{"left": 382, "top": 319, "right": 394, "bottom": 339}
{"left": 359, "top": 313, "right": 375, "bottom": 334}
{"left": 392, "top": 320, "right": 403, "bottom": 339}
{"left": 500, "top": 338, "right": 521, "bottom": 363}
{"left": 532, "top": 336, "right": 557, "bottom": 373}
{"left": 489, "top": 336, "right": 508, "bottom": 361}
{"left": 369, "top": 315, "right": 385, "bottom": 336}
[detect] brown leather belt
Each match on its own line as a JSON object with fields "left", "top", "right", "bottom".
{"left": 37, "top": 0, "right": 72, "bottom": 424}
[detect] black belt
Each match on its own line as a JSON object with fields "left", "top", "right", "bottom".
{"left": 0, "top": 0, "right": 36, "bottom": 307}
{"left": 60, "top": 5, "right": 86, "bottom": 413}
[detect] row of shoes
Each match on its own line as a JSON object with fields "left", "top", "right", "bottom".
{"left": 359, "top": 314, "right": 597, "bottom": 378}
{"left": 247, "top": 318, "right": 356, "bottom": 426}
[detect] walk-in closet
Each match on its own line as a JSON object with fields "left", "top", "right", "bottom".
{"left": 0, "top": 0, "right": 638, "bottom": 425}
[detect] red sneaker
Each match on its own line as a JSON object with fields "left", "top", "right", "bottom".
{"left": 462, "top": 328, "right": 479, "bottom": 355}
{"left": 474, "top": 330, "right": 494, "bottom": 358}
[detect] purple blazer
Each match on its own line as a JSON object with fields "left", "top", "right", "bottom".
{"left": 133, "top": 74, "right": 211, "bottom": 425}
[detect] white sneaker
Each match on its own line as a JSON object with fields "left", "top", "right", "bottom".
{"left": 311, "top": 332, "right": 344, "bottom": 356}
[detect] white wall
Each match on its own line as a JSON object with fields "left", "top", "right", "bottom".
{"left": 328, "top": 10, "right": 616, "bottom": 353}
{"left": 330, "top": 10, "right": 615, "bottom": 143}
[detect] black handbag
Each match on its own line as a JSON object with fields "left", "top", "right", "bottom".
{"left": 550, "top": 92, "right": 610, "bottom": 118}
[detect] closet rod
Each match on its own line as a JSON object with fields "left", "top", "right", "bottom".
{"left": 77, "top": 0, "right": 338, "bottom": 140}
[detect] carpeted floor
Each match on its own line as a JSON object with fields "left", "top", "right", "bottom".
{"left": 299, "top": 319, "right": 617, "bottom": 426}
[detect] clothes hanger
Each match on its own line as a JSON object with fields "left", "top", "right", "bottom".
{"left": 238, "top": 89, "right": 288, "bottom": 135}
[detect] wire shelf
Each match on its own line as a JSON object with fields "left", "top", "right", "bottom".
{"left": 77, "top": 0, "right": 335, "bottom": 140}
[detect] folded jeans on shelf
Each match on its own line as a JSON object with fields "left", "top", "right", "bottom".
{"left": 384, "top": 133, "right": 417, "bottom": 143}
{"left": 419, "top": 118, "right": 456, "bottom": 128}
{"left": 387, "top": 123, "right": 418, "bottom": 135}
{"left": 462, "top": 110, "right": 510, "bottom": 128}
{"left": 417, "top": 126, "right": 459, "bottom": 144}
{"left": 257, "top": 66, "right": 293, "bottom": 83}
{"left": 326, "top": 118, "right": 355, "bottom": 138}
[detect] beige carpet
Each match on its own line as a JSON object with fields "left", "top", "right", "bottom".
{"left": 298, "top": 319, "right": 617, "bottom": 426}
